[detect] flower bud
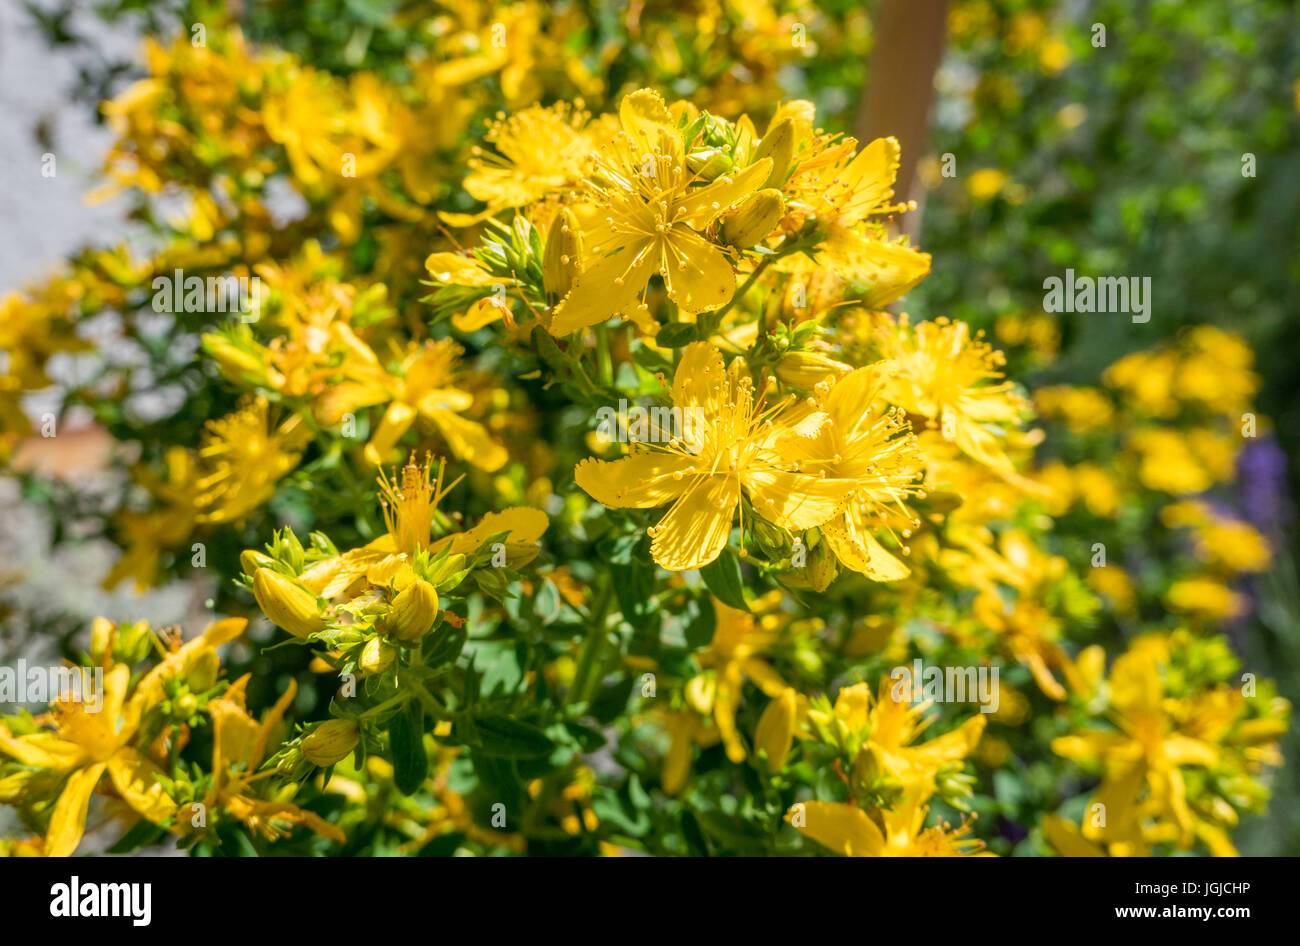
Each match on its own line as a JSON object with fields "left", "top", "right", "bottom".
{"left": 424, "top": 552, "right": 468, "bottom": 590}
{"left": 387, "top": 579, "right": 438, "bottom": 641}
{"left": 686, "top": 148, "right": 733, "bottom": 180}
{"left": 202, "top": 334, "right": 269, "bottom": 385}
{"left": 755, "top": 688, "right": 799, "bottom": 772}
{"left": 360, "top": 637, "right": 396, "bottom": 674}
{"left": 301, "top": 719, "right": 359, "bottom": 767}
{"left": 721, "top": 189, "right": 785, "bottom": 248}
{"left": 543, "top": 208, "right": 583, "bottom": 303}
{"left": 775, "top": 351, "right": 851, "bottom": 390}
{"left": 253, "top": 567, "right": 325, "bottom": 639}
{"left": 240, "top": 548, "right": 275, "bottom": 578}
{"left": 753, "top": 117, "right": 795, "bottom": 187}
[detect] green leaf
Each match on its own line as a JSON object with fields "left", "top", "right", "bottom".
{"left": 106, "top": 817, "right": 168, "bottom": 854}
{"left": 655, "top": 322, "right": 699, "bottom": 348}
{"left": 684, "top": 595, "right": 718, "bottom": 648}
{"left": 472, "top": 714, "right": 556, "bottom": 759}
{"left": 389, "top": 701, "right": 428, "bottom": 795}
{"left": 699, "top": 548, "right": 749, "bottom": 611}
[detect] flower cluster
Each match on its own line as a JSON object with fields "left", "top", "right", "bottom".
{"left": 0, "top": 5, "right": 1290, "bottom": 859}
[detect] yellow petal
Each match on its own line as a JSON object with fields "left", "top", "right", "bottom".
{"left": 106, "top": 750, "right": 177, "bottom": 825}
{"left": 743, "top": 469, "right": 857, "bottom": 530}
{"left": 834, "top": 137, "right": 901, "bottom": 223}
{"left": 675, "top": 158, "right": 773, "bottom": 229}
{"left": 1041, "top": 813, "right": 1105, "bottom": 857}
{"left": 822, "top": 225, "right": 930, "bottom": 307}
{"left": 424, "top": 252, "right": 499, "bottom": 287}
{"left": 822, "top": 507, "right": 910, "bottom": 581}
{"left": 363, "top": 401, "right": 417, "bottom": 467}
{"left": 660, "top": 227, "right": 736, "bottom": 313}
{"left": 574, "top": 453, "right": 696, "bottom": 509}
{"left": 650, "top": 474, "right": 739, "bottom": 571}
{"left": 671, "top": 342, "right": 727, "bottom": 418}
{"left": 443, "top": 507, "right": 549, "bottom": 559}
{"left": 45, "top": 762, "right": 108, "bottom": 857}
{"left": 790, "top": 801, "right": 884, "bottom": 857}
{"left": 550, "top": 238, "right": 658, "bottom": 335}
{"left": 426, "top": 407, "right": 508, "bottom": 472}
{"left": 0, "top": 728, "right": 85, "bottom": 771}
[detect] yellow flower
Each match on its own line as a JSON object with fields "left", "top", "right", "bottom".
{"left": 1165, "top": 577, "right": 1247, "bottom": 622}
{"left": 779, "top": 362, "right": 924, "bottom": 580}
{"left": 946, "top": 528, "right": 1081, "bottom": 700}
{"left": 296, "top": 454, "right": 547, "bottom": 598}
{"left": 789, "top": 794, "right": 987, "bottom": 857}
{"left": 791, "top": 138, "right": 931, "bottom": 304}
{"left": 1126, "top": 428, "right": 1216, "bottom": 494}
{"left": 0, "top": 619, "right": 245, "bottom": 857}
{"left": 966, "top": 168, "right": 1008, "bottom": 202}
{"left": 319, "top": 336, "right": 507, "bottom": 471}
{"left": 818, "top": 679, "right": 987, "bottom": 795}
{"left": 876, "top": 315, "right": 1030, "bottom": 475}
{"left": 1052, "top": 645, "right": 1224, "bottom": 853}
{"left": 204, "top": 676, "right": 344, "bottom": 843}
{"left": 1033, "top": 385, "right": 1114, "bottom": 433}
{"left": 550, "top": 90, "right": 773, "bottom": 334}
{"left": 574, "top": 342, "right": 858, "bottom": 571}
{"left": 460, "top": 102, "right": 604, "bottom": 215}
{"left": 195, "top": 397, "right": 311, "bottom": 525}
{"left": 675, "top": 599, "right": 789, "bottom": 768}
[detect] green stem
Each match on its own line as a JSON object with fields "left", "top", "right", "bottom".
{"left": 567, "top": 581, "right": 614, "bottom": 708}
{"left": 408, "top": 678, "right": 456, "bottom": 721}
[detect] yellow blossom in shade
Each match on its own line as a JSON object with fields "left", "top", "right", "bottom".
{"left": 550, "top": 90, "right": 773, "bottom": 334}
{"left": 1104, "top": 348, "right": 1179, "bottom": 417}
{"left": 574, "top": 342, "right": 859, "bottom": 571}
{"left": 660, "top": 709, "right": 722, "bottom": 796}
{"left": 874, "top": 315, "right": 1030, "bottom": 476}
{"left": 204, "top": 676, "right": 344, "bottom": 843}
{"left": 1165, "top": 577, "right": 1247, "bottom": 622}
{"left": 0, "top": 619, "right": 245, "bottom": 857}
{"left": 1174, "top": 327, "right": 1260, "bottom": 417}
{"left": 296, "top": 454, "right": 547, "bottom": 598}
{"left": 1199, "top": 521, "right": 1271, "bottom": 574}
{"left": 687, "top": 599, "right": 790, "bottom": 765}
{"left": 788, "top": 795, "right": 988, "bottom": 857}
{"left": 102, "top": 447, "right": 204, "bottom": 591}
{"left": 778, "top": 362, "right": 925, "bottom": 580}
{"left": 1035, "top": 459, "right": 1075, "bottom": 516}
{"left": 1041, "top": 813, "right": 1108, "bottom": 857}
{"left": 755, "top": 688, "right": 800, "bottom": 772}
{"left": 318, "top": 335, "right": 507, "bottom": 471}
{"left": 195, "top": 397, "right": 311, "bottom": 525}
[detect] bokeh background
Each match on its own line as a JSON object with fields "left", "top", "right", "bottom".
{"left": 2, "top": 0, "right": 1298, "bottom": 854}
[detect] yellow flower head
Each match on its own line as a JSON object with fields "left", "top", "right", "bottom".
{"left": 874, "top": 315, "right": 1030, "bottom": 475}
{"left": 550, "top": 90, "right": 773, "bottom": 334}
{"left": 575, "top": 342, "right": 858, "bottom": 570}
